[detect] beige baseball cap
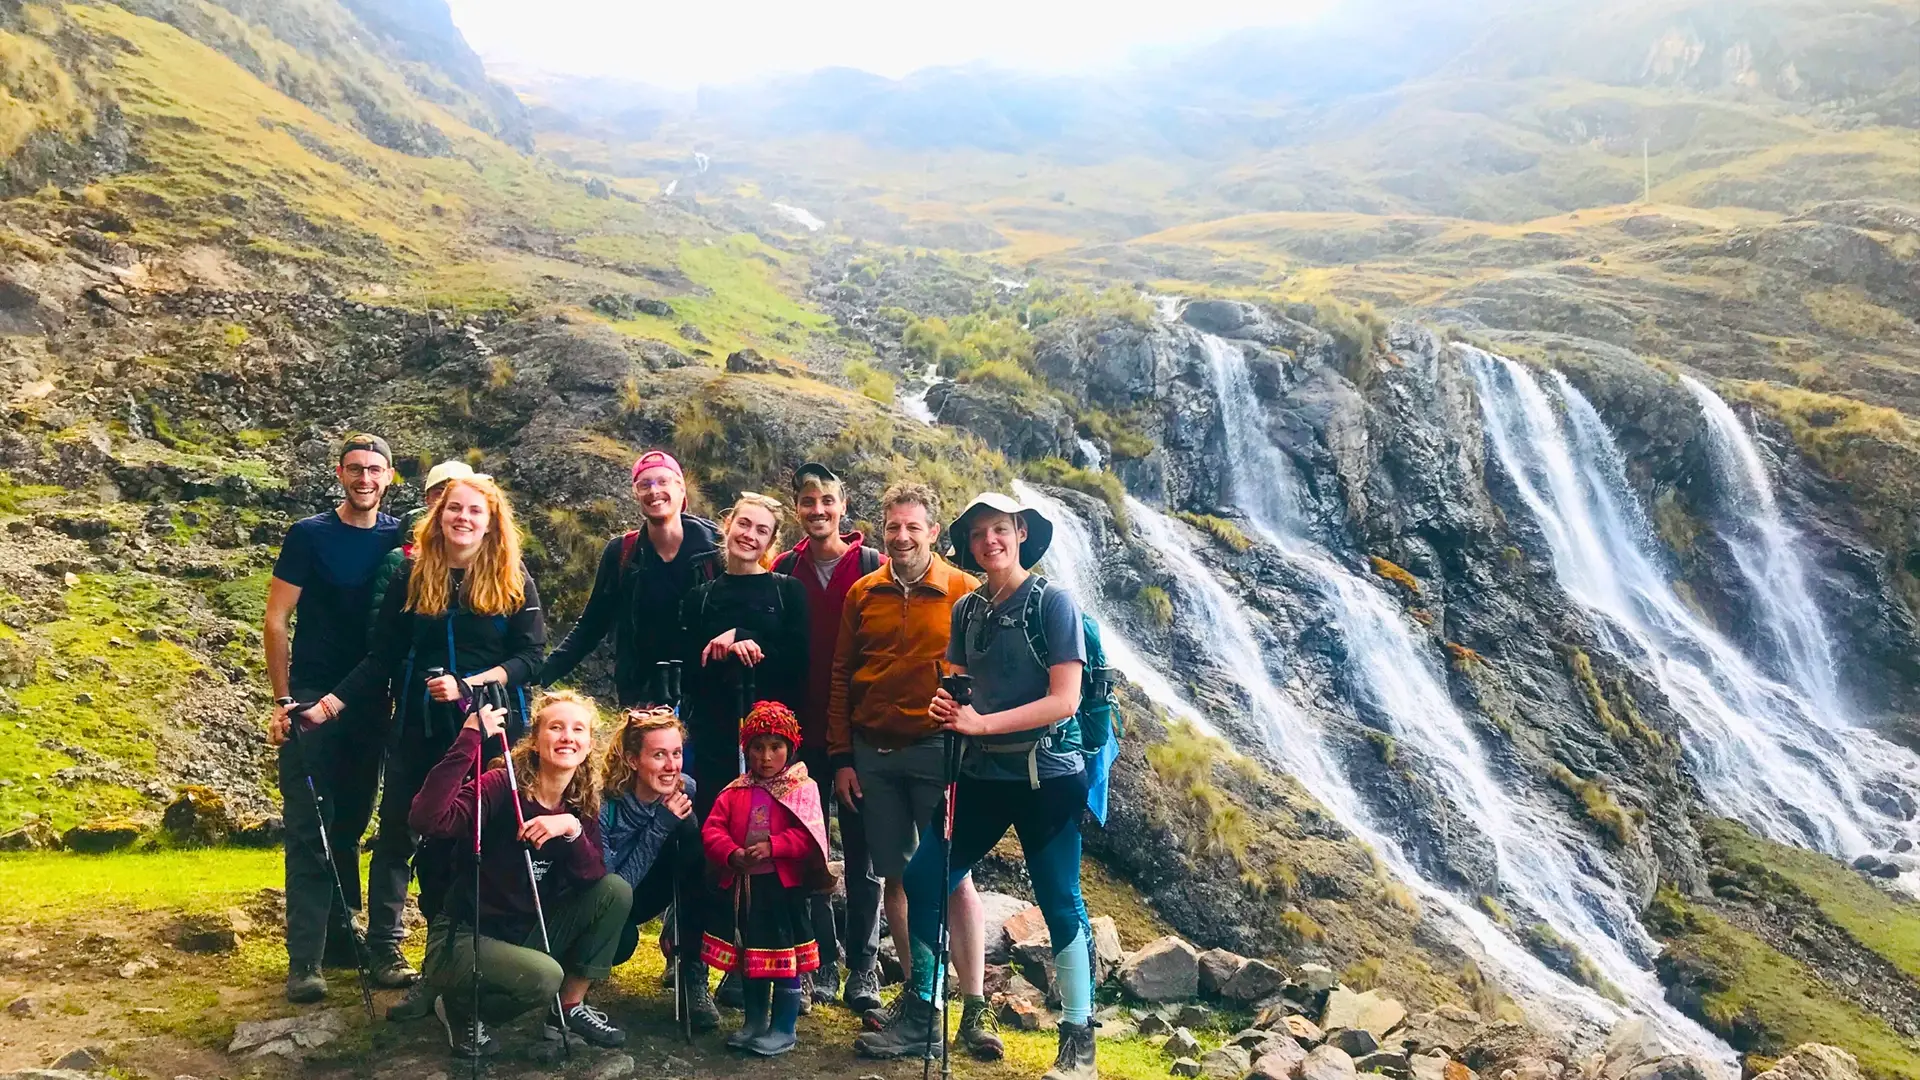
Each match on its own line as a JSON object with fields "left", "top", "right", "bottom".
{"left": 422, "top": 460, "right": 477, "bottom": 492}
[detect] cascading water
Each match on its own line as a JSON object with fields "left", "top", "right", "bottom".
{"left": 1463, "top": 349, "right": 1920, "bottom": 859}
{"left": 1466, "top": 351, "right": 1919, "bottom": 866}
{"left": 1187, "top": 333, "right": 1729, "bottom": 1059}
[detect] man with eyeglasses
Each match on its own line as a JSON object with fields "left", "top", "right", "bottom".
{"left": 265, "top": 433, "right": 403, "bottom": 1003}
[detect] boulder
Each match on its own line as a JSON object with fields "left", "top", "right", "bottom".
{"left": 61, "top": 818, "right": 141, "bottom": 854}
{"left": 724, "top": 348, "right": 781, "bottom": 375}
{"left": 0, "top": 819, "right": 59, "bottom": 852}
{"left": 1119, "top": 935, "right": 1199, "bottom": 1002}
{"left": 1322, "top": 988, "right": 1406, "bottom": 1039}
{"left": 1301, "top": 1045, "right": 1360, "bottom": 1080}
{"left": 1501, "top": 1057, "right": 1559, "bottom": 1080}
{"left": 1753, "top": 1045, "right": 1865, "bottom": 1080}
{"left": 1172, "top": 1060, "right": 1204, "bottom": 1079}
{"left": 162, "top": 786, "right": 232, "bottom": 845}
{"left": 1166, "top": 1027, "right": 1202, "bottom": 1057}
{"left": 1175, "top": 1003, "right": 1215, "bottom": 1029}
{"left": 1333, "top": 1028, "right": 1380, "bottom": 1057}
{"left": 1251, "top": 1039, "right": 1309, "bottom": 1079}
{"left": 1412, "top": 1054, "right": 1450, "bottom": 1080}
{"left": 995, "top": 974, "right": 1054, "bottom": 1031}
{"left": 1397, "top": 1006, "right": 1480, "bottom": 1056}
{"left": 1138, "top": 1011, "right": 1174, "bottom": 1036}
{"left": 1598, "top": 1017, "right": 1663, "bottom": 1079}
{"left": 1358, "top": 1050, "right": 1413, "bottom": 1079}
{"left": 1199, "top": 1045, "right": 1252, "bottom": 1079}
{"left": 1284, "top": 1015, "right": 1327, "bottom": 1046}
{"left": 1296, "top": 963, "right": 1340, "bottom": 995}
{"left": 164, "top": 910, "right": 251, "bottom": 953}
{"left": 1621, "top": 1057, "right": 1715, "bottom": 1080}
{"left": 48, "top": 1050, "right": 104, "bottom": 1073}
{"left": 229, "top": 816, "right": 284, "bottom": 847}
{"left": 1223, "top": 959, "right": 1287, "bottom": 1003}
{"left": 982, "top": 893, "right": 1038, "bottom": 963}
{"left": 1198, "top": 947, "right": 1250, "bottom": 996}
{"left": 588, "top": 1055, "right": 635, "bottom": 1080}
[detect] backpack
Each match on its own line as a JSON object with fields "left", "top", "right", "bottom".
{"left": 771, "top": 540, "right": 884, "bottom": 582}
{"left": 958, "top": 577, "right": 1121, "bottom": 811}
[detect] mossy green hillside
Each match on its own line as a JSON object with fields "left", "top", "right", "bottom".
{"left": 3, "top": 574, "right": 208, "bottom": 830}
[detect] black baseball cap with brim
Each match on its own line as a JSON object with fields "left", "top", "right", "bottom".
{"left": 792, "top": 461, "right": 839, "bottom": 491}
{"left": 949, "top": 492, "right": 1053, "bottom": 573}
{"left": 337, "top": 433, "right": 392, "bottom": 465}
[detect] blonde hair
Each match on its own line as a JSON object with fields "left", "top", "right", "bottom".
{"left": 602, "top": 706, "right": 686, "bottom": 797}
{"left": 408, "top": 476, "right": 526, "bottom": 617}
{"left": 511, "top": 689, "right": 602, "bottom": 821}
{"left": 722, "top": 492, "right": 786, "bottom": 569}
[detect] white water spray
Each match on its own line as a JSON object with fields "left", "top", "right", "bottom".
{"left": 771, "top": 202, "right": 824, "bottom": 232}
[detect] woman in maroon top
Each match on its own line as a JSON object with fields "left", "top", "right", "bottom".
{"left": 409, "top": 690, "right": 633, "bottom": 1061}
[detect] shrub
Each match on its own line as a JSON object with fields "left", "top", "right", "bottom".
{"left": 1342, "top": 957, "right": 1383, "bottom": 989}
{"left": 1078, "top": 407, "right": 1157, "bottom": 459}
{"left": 1175, "top": 512, "right": 1254, "bottom": 553}
{"left": 1548, "top": 763, "right": 1634, "bottom": 845}
{"left": 843, "top": 359, "right": 896, "bottom": 404}
{"left": 1023, "top": 457, "right": 1130, "bottom": 532}
{"left": 1281, "top": 909, "right": 1326, "bottom": 943}
{"left": 1566, "top": 648, "right": 1629, "bottom": 742}
{"left": 1136, "top": 585, "right": 1173, "bottom": 629}
{"left": 1477, "top": 894, "right": 1512, "bottom": 927}
{"left": 1369, "top": 555, "right": 1420, "bottom": 596}
{"left": 957, "top": 359, "right": 1038, "bottom": 393}
{"left": 1445, "top": 642, "right": 1483, "bottom": 670}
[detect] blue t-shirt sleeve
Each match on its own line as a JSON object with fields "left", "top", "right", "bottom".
{"left": 272, "top": 520, "right": 314, "bottom": 587}
{"left": 1041, "top": 585, "right": 1087, "bottom": 668}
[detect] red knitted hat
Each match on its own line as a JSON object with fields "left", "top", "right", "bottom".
{"left": 738, "top": 700, "right": 801, "bottom": 750}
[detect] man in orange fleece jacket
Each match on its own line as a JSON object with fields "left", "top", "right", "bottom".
{"left": 827, "top": 483, "right": 1001, "bottom": 1061}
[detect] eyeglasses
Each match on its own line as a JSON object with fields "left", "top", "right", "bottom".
{"left": 341, "top": 464, "right": 389, "bottom": 478}
{"left": 634, "top": 477, "right": 681, "bottom": 492}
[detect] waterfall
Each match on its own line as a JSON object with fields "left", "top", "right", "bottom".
{"left": 1683, "top": 377, "right": 1841, "bottom": 717}
{"left": 1186, "top": 333, "right": 1730, "bottom": 1059}
{"left": 1465, "top": 350, "right": 1917, "bottom": 861}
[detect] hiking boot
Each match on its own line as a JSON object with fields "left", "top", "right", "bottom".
{"left": 435, "top": 995, "right": 500, "bottom": 1062}
{"left": 862, "top": 987, "right": 911, "bottom": 1032}
{"left": 321, "top": 922, "right": 365, "bottom": 971}
{"left": 544, "top": 1001, "right": 625, "bottom": 1049}
{"left": 715, "top": 968, "right": 744, "bottom": 1009}
{"left": 684, "top": 967, "right": 722, "bottom": 1032}
{"left": 745, "top": 986, "right": 802, "bottom": 1057}
{"left": 843, "top": 964, "right": 883, "bottom": 1013}
{"left": 368, "top": 941, "right": 418, "bottom": 989}
{"left": 1040, "top": 1020, "right": 1096, "bottom": 1080}
{"left": 958, "top": 995, "right": 1005, "bottom": 1061}
{"left": 285, "top": 961, "right": 326, "bottom": 1004}
{"left": 386, "top": 979, "right": 435, "bottom": 1022}
{"left": 853, "top": 993, "right": 936, "bottom": 1059}
{"left": 725, "top": 980, "right": 772, "bottom": 1051}
{"left": 810, "top": 960, "right": 840, "bottom": 1005}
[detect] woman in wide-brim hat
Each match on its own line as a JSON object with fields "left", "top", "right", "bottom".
{"left": 854, "top": 490, "right": 1098, "bottom": 1080}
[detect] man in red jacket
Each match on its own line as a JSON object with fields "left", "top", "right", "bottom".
{"left": 771, "top": 462, "right": 883, "bottom": 1006}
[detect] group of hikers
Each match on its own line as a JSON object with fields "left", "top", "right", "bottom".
{"left": 263, "top": 434, "right": 1109, "bottom": 1079}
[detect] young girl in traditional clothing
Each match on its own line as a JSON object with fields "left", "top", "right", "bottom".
{"left": 700, "top": 700, "right": 833, "bottom": 1056}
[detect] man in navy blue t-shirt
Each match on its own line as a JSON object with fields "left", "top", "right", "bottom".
{"left": 265, "top": 433, "right": 402, "bottom": 1004}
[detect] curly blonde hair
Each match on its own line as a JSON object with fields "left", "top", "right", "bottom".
{"left": 510, "top": 689, "right": 602, "bottom": 821}
{"left": 602, "top": 706, "right": 686, "bottom": 797}
{"left": 721, "top": 491, "right": 787, "bottom": 569}
{"left": 408, "top": 475, "right": 526, "bottom": 617}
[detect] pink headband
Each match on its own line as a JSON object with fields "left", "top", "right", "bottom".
{"left": 631, "top": 450, "right": 683, "bottom": 482}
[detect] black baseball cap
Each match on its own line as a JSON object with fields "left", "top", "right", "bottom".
{"left": 792, "top": 461, "right": 840, "bottom": 492}
{"left": 337, "top": 433, "right": 393, "bottom": 465}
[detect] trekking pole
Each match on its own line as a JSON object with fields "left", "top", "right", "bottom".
{"left": 485, "top": 683, "right": 572, "bottom": 1060}
{"left": 276, "top": 698, "right": 376, "bottom": 1022}
{"left": 428, "top": 669, "right": 490, "bottom": 1076}
{"left": 667, "top": 660, "right": 692, "bottom": 1044}
{"left": 734, "top": 667, "right": 755, "bottom": 778}
{"left": 925, "top": 729, "right": 965, "bottom": 1080}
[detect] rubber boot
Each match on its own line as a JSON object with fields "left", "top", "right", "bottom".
{"left": 725, "top": 979, "right": 773, "bottom": 1050}
{"left": 746, "top": 985, "right": 802, "bottom": 1057}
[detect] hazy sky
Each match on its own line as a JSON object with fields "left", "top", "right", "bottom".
{"left": 446, "top": 0, "right": 1336, "bottom": 90}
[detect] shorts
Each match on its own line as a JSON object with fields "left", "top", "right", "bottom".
{"left": 852, "top": 731, "right": 950, "bottom": 878}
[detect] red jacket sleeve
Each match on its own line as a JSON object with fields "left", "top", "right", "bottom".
{"left": 702, "top": 789, "right": 740, "bottom": 867}
{"left": 410, "top": 727, "right": 484, "bottom": 838}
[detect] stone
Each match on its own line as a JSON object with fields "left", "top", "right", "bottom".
{"left": 1322, "top": 988, "right": 1406, "bottom": 1039}
{"left": 588, "top": 1054, "right": 635, "bottom": 1080}
{"left": 996, "top": 974, "right": 1055, "bottom": 1031}
{"left": 1284, "top": 1015, "right": 1327, "bottom": 1046}
{"left": 1501, "top": 1056, "right": 1560, "bottom": 1080}
{"left": 1849, "top": 854, "right": 1880, "bottom": 872}
{"left": 1621, "top": 1057, "right": 1714, "bottom": 1080}
{"left": 1166, "top": 1027, "right": 1202, "bottom": 1057}
{"left": 1412, "top": 1054, "right": 1450, "bottom": 1080}
{"left": 1138, "top": 1011, "right": 1174, "bottom": 1036}
{"left": 3, "top": 1072, "right": 96, "bottom": 1080}
{"left": 1301, "top": 1045, "right": 1360, "bottom": 1080}
{"left": 1896, "top": 838, "right": 1914, "bottom": 854}
{"left": 164, "top": 910, "right": 250, "bottom": 953}
{"left": 1252, "top": 1039, "right": 1309, "bottom": 1079}
{"left": 1092, "top": 915, "right": 1124, "bottom": 981}
{"left": 60, "top": 818, "right": 141, "bottom": 854}
{"left": 1753, "top": 1044, "right": 1865, "bottom": 1080}
{"left": 49, "top": 1049, "right": 104, "bottom": 1073}
{"left": 981, "top": 893, "right": 1037, "bottom": 963}
{"left": 1598, "top": 1017, "right": 1663, "bottom": 1079}
{"left": 1199, "top": 1045, "right": 1252, "bottom": 1079}
{"left": 1296, "top": 963, "right": 1339, "bottom": 995}
{"left": 724, "top": 348, "right": 780, "bottom": 375}
{"left": 117, "top": 957, "right": 158, "bottom": 979}
{"left": 1198, "top": 947, "right": 1250, "bottom": 996}
{"left": 1333, "top": 1029, "right": 1381, "bottom": 1057}
{"left": 1172, "top": 1060, "right": 1204, "bottom": 1079}
{"left": 1397, "top": 1006, "right": 1481, "bottom": 1055}
{"left": 1358, "top": 1050, "right": 1413, "bottom": 1078}
{"left": 6, "top": 995, "right": 33, "bottom": 1016}
{"left": 0, "top": 819, "right": 59, "bottom": 852}
{"left": 1120, "top": 935, "right": 1200, "bottom": 1002}
{"left": 228, "top": 1009, "right": 350, "bottom": 1058}
{"left": 229, "top": 816, "right": 284, "bottom": 847}
{"left": 162, "top": 786, "right": 232, "bottom": 845}
{"left": 1223, "top": 959, "right": 1288, "bottom": 1003}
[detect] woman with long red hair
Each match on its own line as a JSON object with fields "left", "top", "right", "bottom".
{"left": 304, "top": 474, "right": 548, "bottom": 1016}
